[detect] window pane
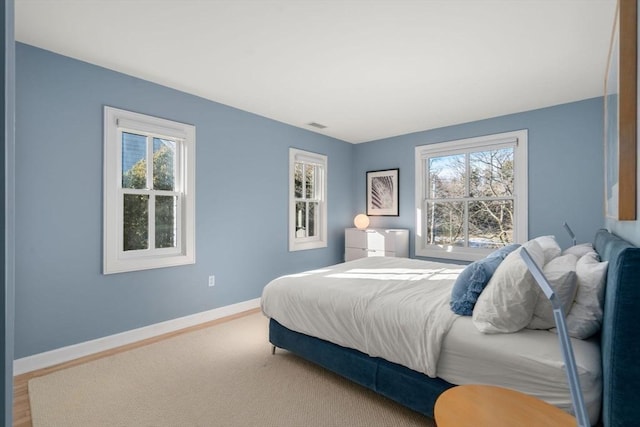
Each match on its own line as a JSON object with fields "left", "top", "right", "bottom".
{"left": 155, "top": 195, "right": 177, "bottom": 249}
{"left": 153, "top": 138, "right": 176, "bottom": 191}
{"left": 469, "top": 200, "right": 514, "bottom": 247}
{"left": 428, "top": 154, "right": 465, "bottom": 198}
{"left": 469, "top": 148, "right": 514, "bottom": 198}
{"left": 294, "top": 202, "right": 318, "bottom": 238}
{"left": 295, "top": 201, "right": 307, "bottom": 237}
{"left": 294, "top": 163, "right": 303, "bottom": 198}
{"left": 122, "top": 132, "right": 147, "bottom": 189}
{"left": 425, "top": 201, "right": 464, "bottom": 246}
{"left": 308, "top": 202, "right": 317, "bottom": 237}
{"left": 123, "top": 194, "right": 149, "bottom": 251}
{"left": 305, "top": 164, "right": 315, "bottom": 199}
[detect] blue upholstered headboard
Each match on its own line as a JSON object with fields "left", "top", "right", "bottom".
{"left": 594, "top": 229, "right": 640, "bottom": 427}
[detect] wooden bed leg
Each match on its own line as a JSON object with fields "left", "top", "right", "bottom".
{"left": 271, "top": 345, "right": 276, "bottom": 355}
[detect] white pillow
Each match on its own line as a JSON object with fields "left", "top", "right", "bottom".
{"left": 562, "top": 243, "right": 595, "bottom": 258}
{"left": 533, "top": 235, "right": 561, "bottom": 264}
{"left": 527, "top": 254, "right": 578, "bottom": 330}
{"left": 472, "top": 240, "right": 545, "bottom": 334}
{"left": 565, "top": 252, "right": 608, "bottom": 339}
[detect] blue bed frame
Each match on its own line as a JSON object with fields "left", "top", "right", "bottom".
{"left": 269, "top": 229, "right": 640, "bottom": 426}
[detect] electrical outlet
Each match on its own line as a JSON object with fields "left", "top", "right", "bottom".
{"left": 208, "top": 275, "right": 215, "bottom": 287}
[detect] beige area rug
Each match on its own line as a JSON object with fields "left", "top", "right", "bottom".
{"left": 29, "top": 313, "right": 434, "bottom": 427}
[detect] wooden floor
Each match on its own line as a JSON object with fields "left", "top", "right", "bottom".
{"left": 12, "top": 308, "right": 260, "bottom": 427}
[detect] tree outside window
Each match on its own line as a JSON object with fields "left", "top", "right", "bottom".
{"left": 289, "top": 148, "right": 327, "bottom": 252}
{"left": 122, "top": 135, "right": 177, "bottom": 251}
{"left": 427, "top": 148, "right": 514, "bottom": 249}
{"left": 415, "top": 129, "right": 527, "bottom": 261}
{"left": 103, "top": 106, "right": 195, "bottom": 274}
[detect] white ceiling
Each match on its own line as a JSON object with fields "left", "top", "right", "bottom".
{"left": 16, "top": 0, "right": 617, "bottom": 143}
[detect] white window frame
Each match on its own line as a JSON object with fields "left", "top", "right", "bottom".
{"left": 414, "top": 129, "right": 528, "bottom": 261}
{"left": 289, "top": 148, "right": 327, "bottom": 251}
{"left": 103, "top": 106, "right": 196, "bottom": 274}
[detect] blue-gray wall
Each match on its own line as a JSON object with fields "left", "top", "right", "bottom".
{"left": 3, "top": 0, "right": 15, "bottom": 424}
{"left": 15, "top": 43, "right": 354, "bottom": 358}
{"left": 352, "top": 98, "right": 605, "bottom": 254}
{"left": 15, "top": 42, "right": 608, "bottom": 361}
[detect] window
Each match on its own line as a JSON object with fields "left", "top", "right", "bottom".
{"left": 414, "top": 130, "right": 527, "bottom": 261}
{"left": 289, "top": 148, "right": 327, "bottom": 251}
{"left": 103, "top": 107, "right": 195, "bottom": 274}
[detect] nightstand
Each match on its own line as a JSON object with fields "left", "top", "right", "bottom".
{"left": 344, "top": 228, "right": 409, "bottom": 261}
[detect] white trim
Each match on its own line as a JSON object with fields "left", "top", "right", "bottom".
{"left": 414, "top": 129, "right": 528, "bottom": 261}
{"left": 289, "top": 147, "right": 328, "bottom": 251}
{"left": 117, "top": 117, "right": 188, "bottom": 140}
{"left": 13, "top": 298, "right": 261, "bottom": 375}
{"left": 103, "top": 106, "right": 196, "bottom": 274}
{"left": 417, "top": 134, "right": 519, "bottom": 157}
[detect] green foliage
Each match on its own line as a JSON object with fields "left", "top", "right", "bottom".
{"left": 153, "top": 146, "right": 175, "bottom": 191}
{"left": 122, "top": 145, "right": 175, "bottom": 251}
{"left": 122, "top": 159, "right": 147, "bottom": 190}
{"left": 123, "top": 194, "right": 148, "bottom": 251}
{"left": 155, "top": 195, "right": 176, "bottom": 249}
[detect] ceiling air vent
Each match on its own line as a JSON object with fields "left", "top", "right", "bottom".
{"left": 307, "top": 122, "right": 327, "bottom": 129}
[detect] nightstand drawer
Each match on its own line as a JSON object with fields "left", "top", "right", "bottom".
{"left": 344, "top": 228, "right": 409, "bottom": 261}
{"left": 345, "top": 229, "right": 387, "bottom": 251}
{"left": 345, "top": 247, "right": 394, "bottom": 260}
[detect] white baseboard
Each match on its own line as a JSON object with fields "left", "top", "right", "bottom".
{"left": 13, "top": 298, "right": 261, "bottom": 375}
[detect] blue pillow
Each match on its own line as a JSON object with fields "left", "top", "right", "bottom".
{"left": 450, "top": 244, "right": 521, "bottom": 315}
{"left": 486, "top": 243, "right": 521, "bottom": 260}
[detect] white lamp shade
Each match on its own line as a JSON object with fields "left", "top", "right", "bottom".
{"left": 354, "top": 214, "right": 370, "bottom": 230}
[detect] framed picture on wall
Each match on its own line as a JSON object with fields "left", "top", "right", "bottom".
{"left": 604, "top": 0, "right": 637, "bottom": 220}
{"left": 366, "top": 168, "right": 399, "bottom": 216}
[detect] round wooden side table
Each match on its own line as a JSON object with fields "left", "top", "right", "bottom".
{"left": 434, "top": 384, "right": 578, "bottom": 427}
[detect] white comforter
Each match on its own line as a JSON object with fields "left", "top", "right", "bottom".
{"left": 261, "top": 257, "right": 462, "bottom": 377}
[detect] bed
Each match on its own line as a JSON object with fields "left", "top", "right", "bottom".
{"left": 261, "top": 229, "right": 640, "bottom": 426}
